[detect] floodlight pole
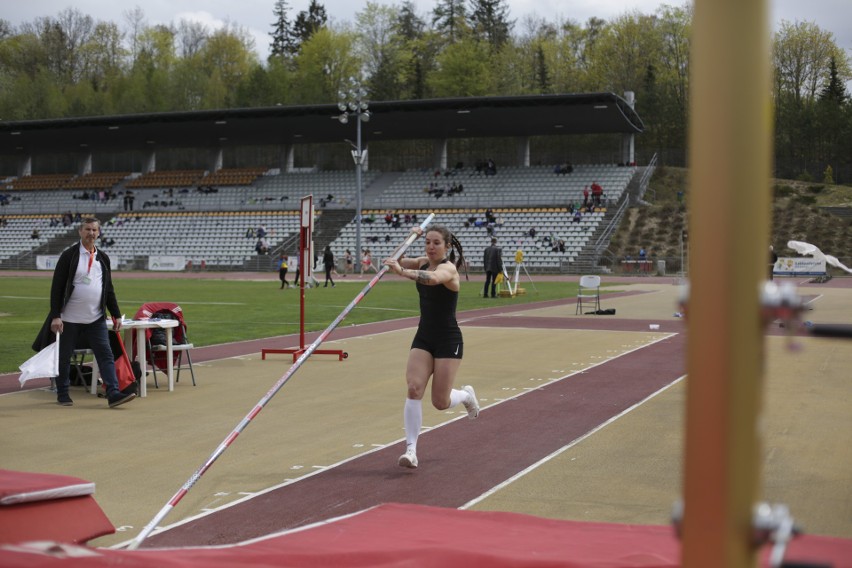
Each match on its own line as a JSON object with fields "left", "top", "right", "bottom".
{"left": 337, "top": 79, "right": 370, "bottom": 274}
{"left": 355, "top": 112, "right": 363, "bottom": 274}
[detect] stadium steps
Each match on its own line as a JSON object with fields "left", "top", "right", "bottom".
{"left": 312, "top": 209, "right": 355, "bottom": 252}
{"left": 361, "top": 172, "right": 402, "bottom": 208}
{"left": 245, "top": 208, "right": 355, "bottom": 272}
{"left": 0, "top": 220, "right": 87, "bottom": 270}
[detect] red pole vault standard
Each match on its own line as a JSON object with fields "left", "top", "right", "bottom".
{"left": 127, "top": 213, "right": 435, "bottom": 551}
{"left": 262, "top": 195, "right": 346, "bottom": 362}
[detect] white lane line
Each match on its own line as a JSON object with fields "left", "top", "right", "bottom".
{"left": 460, "top": 373, "right": 687, "bottom": 510}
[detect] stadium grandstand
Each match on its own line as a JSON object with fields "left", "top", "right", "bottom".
{"left": 0, "top": 93, "right": 645, "bottom": 274}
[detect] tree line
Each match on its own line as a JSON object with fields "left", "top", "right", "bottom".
{"left": 0, "top": 2, "right": 849, "bottom": 181}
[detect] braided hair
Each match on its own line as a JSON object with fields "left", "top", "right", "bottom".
{"left": 426, "top": 224, "right": 469, "bottom": 281}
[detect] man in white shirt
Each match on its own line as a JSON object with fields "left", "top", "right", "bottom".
{"left": 47, "top": 218, "right": 136, "bottom": 408}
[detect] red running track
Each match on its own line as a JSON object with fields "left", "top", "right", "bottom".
{"left": 145, "top": 332, "right": 686, "bottom": 547}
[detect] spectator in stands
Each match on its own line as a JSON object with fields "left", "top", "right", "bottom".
{"left": 553, "top": 239, "right": 566, "bottom": 253}
{"left": 0, "top": 217, "right": 7, "bottom": 227}
{"left": 278, "top": 255, "right": 289, "bottom": 289}
{"left": 62, "top": 211, "right": 73, "bottom": 226}
{"left": 567, "top": 202, "right": 575, "bottom": 215}
{"left": 591, "top": 181, "right": 604, "bottom": 207}
{"left": 554, "top": 162, "right": 573, "bottom": 175}
{"left": 123, "top": 190, "right": 135, "bottom": 212}
{"left": 322, "top": 246, "right": 336, "bottom": 288}
{"left": 483, "top": 237, "right": 504, "bottom": 299}
{"left": 572, "top": 210, "right": 582, "bottom": 224}
{"left": 485, "top": 208, "right": 496, "bottom": 224}
{"left": 639, "top": 247, "right": 647, "bottom": 261}
{"left": 528, "top": 227, "right": 537, "bottom": 238}
{"left": 255, "top": 237, "right": 269, "bottom": 255}
{"left": 245, "top": 228, "right": 255, "bottom": 238}
{"left": 385, "top": 211, "right": 394, "bottom": 225}
{"left": 31, "top": 228, "right": 40, "bottom": 239}
{"left": 256, "top": 225, "right": 267, "bottom": 239}
{"left": 485, "top": 158, "right": 497, "bottom": 175}
{"left": 582, "top": 186, "right": 590, "bottom": 209}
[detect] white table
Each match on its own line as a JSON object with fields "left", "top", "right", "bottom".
{"left": 110, "top": 318, "right": 178, "bottom": 397}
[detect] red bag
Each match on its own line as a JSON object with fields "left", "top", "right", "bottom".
{"left": 106, "top": 330, "right": 137, "bottom": 393}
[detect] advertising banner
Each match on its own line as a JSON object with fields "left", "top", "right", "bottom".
{"left": 773, "top": 257, "right": 826, "bottom": 276}
{"left": 148, "top": 255, "right": 187, "bottom": 271}
{"left": 36, "top": 255, "right": 60, "bottom": 270}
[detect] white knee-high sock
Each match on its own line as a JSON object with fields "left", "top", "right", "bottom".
{"left": 404, "top": 398, "right": 422, "bottom": 451}
{"left": 448, "top": 388, "right": 468, "bottom": 408}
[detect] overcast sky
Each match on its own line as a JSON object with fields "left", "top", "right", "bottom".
{"left": 5, "top": 0, "right": 851, "bottom": 63}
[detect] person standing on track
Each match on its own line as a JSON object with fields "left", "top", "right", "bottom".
{"left": 383, "top": 224, "right": 480, "bottom": 469}
{"left": 482, "top": 237, "right": 503, "bottom": 298}
{"left": 322, "top": 245, "right": 336, "bottom": 288}
{"left": 34, "top": 217, "right": 136, "bottom": 409}
{"left": 278, "top": 255, "right": 289, "bottom": 289}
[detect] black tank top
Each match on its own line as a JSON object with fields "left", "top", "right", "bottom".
{"left": 416, "top": 261, "right": 460, "bottom": 335}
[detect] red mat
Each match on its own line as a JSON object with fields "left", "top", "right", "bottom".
{"left": 0, "top": 469, "right": 114, "bottom": 545}
{"left": 1, "top": 503, "right": 850, "bottom": 567}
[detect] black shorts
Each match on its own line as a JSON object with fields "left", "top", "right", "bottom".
{"left": 411, "top": 333, "right": 463, "bottom": 359}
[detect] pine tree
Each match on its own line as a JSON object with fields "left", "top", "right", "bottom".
{"left": 270, "top": 0, "right": 297, "bottom": 59}
{"left": 819, "top": 56, "right": 848, "bottom": 104}
{"left": 292, "top": 0, "right": 328, "bottom": 49}
{"left": 432, "top": 0, "right": 467, "bottom": 43}
{"left": 534, "top": 44, "right": 550, "bottom": 93}
{"left": 468, "top": 0, "right": 513, "bottom": 51}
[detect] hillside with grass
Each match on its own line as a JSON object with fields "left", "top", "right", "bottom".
{"left": 605, "top": 166, "right": 852, "bottom": 273}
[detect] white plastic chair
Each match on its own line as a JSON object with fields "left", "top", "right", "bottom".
{"left": 576, "top": 275, "right": 601, "bottom": 314}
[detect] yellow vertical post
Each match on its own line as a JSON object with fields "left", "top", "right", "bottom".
{"left": 683, "top": 0, "right": 772, "bottom": 566}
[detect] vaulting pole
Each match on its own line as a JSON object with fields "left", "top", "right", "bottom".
{"left": 127, "top": 213, "right": 435, "bottom": 550}
{"left": 682, "top": 0, "right": 772, "bottom": 566}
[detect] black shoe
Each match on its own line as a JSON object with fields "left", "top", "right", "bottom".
{"left": 57, "top": 393, "right": 74, "bottom": 406}
{"left": 108, "top": 392, "right": 136, "bottom": 408}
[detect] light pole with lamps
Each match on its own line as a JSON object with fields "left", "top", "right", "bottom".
{"left": 337, "top": 81, "right": 370, "bottom": 273}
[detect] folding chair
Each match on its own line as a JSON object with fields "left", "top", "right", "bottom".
{"left": 134, "top": 302, "right": 196, "bottom": 388}
{"left": 70, "top": 347, "right": 99, "bottom": 394}
{"left": 576, "top": 275, "right": 601, "bottom": 314}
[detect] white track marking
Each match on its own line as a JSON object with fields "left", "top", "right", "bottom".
{"left": 460, "top": 374, "right": 687, "bottom": 510}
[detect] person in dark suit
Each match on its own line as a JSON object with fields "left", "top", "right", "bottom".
{"left": 482, "top": 237, "right": 504, "bottom": 298}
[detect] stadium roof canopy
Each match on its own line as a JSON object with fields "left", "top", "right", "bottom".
{"left": 0, "top": 92, "right": 643, "bottom": 156}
